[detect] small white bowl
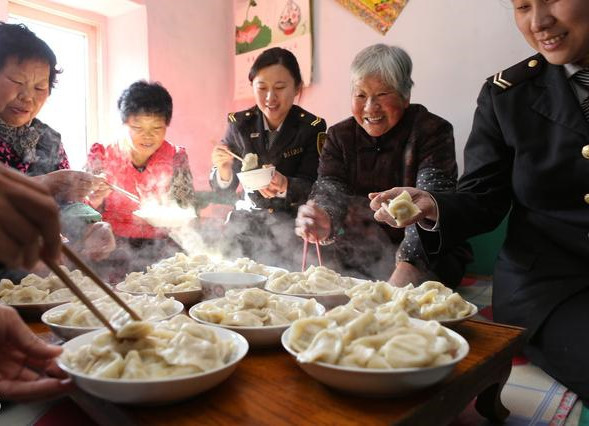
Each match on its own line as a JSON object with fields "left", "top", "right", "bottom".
{"left": 133, "top": 208, "right": 196, "bottom": 228}
{"left": 114, "top": 283, "right": 202, "bottom": 307}
{"left": 198, "top": 272, "right": 267, "bottom": 300}
{"left": 188, "top": 295, "right": 326, "bottom": 347}
{"left": 236, "top": 166, "right": 275, "bottom": 191}
{"left": 281, "top": 321, "right": 469, "bottom": 397}
{"left": 58, "top": 325, "right": 249, "bottom": 404}
{"left": 41, "top": 299, "right": 184, "bottom": 341}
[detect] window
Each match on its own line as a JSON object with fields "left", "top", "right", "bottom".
{"left": 8, "top": 1, "right": 99, "bottom": 169}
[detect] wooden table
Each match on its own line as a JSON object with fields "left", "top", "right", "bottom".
{"left": 31, "top": 319, "right": 525, "bottom": 426}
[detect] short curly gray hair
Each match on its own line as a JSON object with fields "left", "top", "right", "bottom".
{"left": 350, "top": 44, "right": 414, "bottom": 101}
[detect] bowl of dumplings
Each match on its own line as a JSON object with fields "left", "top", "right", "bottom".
{"left": 42, "top": 292, "right": 184, "bottom": 341}
{"left": 281, "top": 306, "right": 469, "bottom": 397}
{"left": 198, "top": 272, "right": 267, "bottom": 300}
{"left": 265, "top": 266, "right": 363, "bottom": 310}
{"left": 189, "top": 288, "right": 325, "bottom": 347}
{"left": 236, "top": 166, "right": 275, "bottom": 191}
{"left": 58, "top": 316, "right": 249, "bottom": 404}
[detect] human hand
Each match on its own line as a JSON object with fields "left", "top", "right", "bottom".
{"left": 258, "top": 166, "right": 287, "bottom": 198}
{"left": 388, "top": 261, "right": 424, "bottom": 288}
{"left": 0, "top": 166, "right": 61, "bottom": 268}
{"left": 369, "top": 187, "right": 438, "bottom": 228}
{"left": 295, "top": 200, "right": 332, "bottom": 243}
{"left": 36, "top": 170, "right": 103, "bottom": 203}
{"left": 87, "top": 174, "right": 112, "bottom": 208}
{"left": 0, "top": 305, "right": 72, "bottom": 401}
{"left": 211, "top": 145, "right": 234, "bottom": 181}
{"left": 80, "top": 221, "right": 116, "bottom": 261}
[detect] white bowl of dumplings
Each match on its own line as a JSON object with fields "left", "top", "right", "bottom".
{"left": 41, "top": 292, "right": 184, "bottom": 340}
{"left": 236, "top": 166, "right": 275, "bottom": 191}
{"left": 281, "top": 307, "right": 469, "bottom": 397}
{"left": 58, "top": 316, "right": 249, "bottom": 404}
{"left": 188, "top": 288, "right": 325, "bottom": 347}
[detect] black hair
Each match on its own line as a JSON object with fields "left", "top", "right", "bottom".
{"left": 117, "top": 80, "right": 173, "bottom": 125}
{"left": 0, "top": 22, "right": 61, "bottom": 93}
{"left": 248, "top": 47, "right": 303, "bottom": 88}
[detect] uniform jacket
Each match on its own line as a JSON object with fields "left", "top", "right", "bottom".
{"left": 313, "top": 105, "right": 466, "bottom": 267}
{"left": 87, "top": 141, "right": 197, "bottom": 239}
{"left": 209, "top": 104, "right": 326, "bottom": 213}
{"left": 426, "top": 54, "right": 589, "bottom": 335}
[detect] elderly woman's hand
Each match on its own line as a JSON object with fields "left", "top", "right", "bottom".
{"left": 80, "top": 221, "right": 116, "bottom": 262}
{"left": 295, "top": 200, "right": 332, "bottom": 243}
{"left": 0, "top": 305, "right": 72, "bottom": 401}
{"left": 0, "top": 166, "right": 61, "bottom": 269}
{"left": 369, "top": 187, "right": 438, "bottom": 228}
{"left": 258, "top": 165, "right": 287, "bottom": 198}
{"left": 212, "top": 145, "right": 235, "bottom": 181}
{"left": 35, "top": 170, "right": 103, "bottom": 203}
{"left": 389, "top": 261, "right": 425, "bottom": 288}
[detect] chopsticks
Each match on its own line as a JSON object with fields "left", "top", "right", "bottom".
{"left": 42, "top": 245, "right": 141, "bottom": 335}
{"left": 225, "top": 149, "right": 244, "bottom": 163}
{"left": 106, "top": 182, "right": 140, "bottom": 204}
{"left": 301, "top": 236, "right": 322, "bottom": 272}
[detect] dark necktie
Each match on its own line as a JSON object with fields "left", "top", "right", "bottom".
{"left": 266, "top": 130, "right": 278, "bottom": 149}
{"left": 573, "top": 69, "right": 589, "bottom": 121}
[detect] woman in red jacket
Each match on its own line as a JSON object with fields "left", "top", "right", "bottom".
{"left": 86, "top": 80, "right": 197, "bottom": 282}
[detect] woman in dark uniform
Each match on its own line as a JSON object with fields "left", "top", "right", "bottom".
{"left": 370, "top": 0, "right": 589, "bottom": 406}
{"left": 210, "top": 47, "right": 326, "bottom": 270}
{"left": 295, "top": 44, "right": 471, "bottom": 286}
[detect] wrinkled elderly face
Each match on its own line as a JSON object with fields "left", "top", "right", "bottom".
{"left": 0, "top": 57, "right": 50, "bottom": 127}
{"left": 512, "top": 0, "right": 589, "bottom": 65}
{"left": 126, "top": 114, "right": 167, "bottom": 163}
{"left": 351, "top": 75, "right": 409, "bottom": 137}
{"left": 252, "top": 64, "right": 300, "bottom": 130}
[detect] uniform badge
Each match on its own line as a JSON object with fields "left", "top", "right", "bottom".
{"left": 317, "top": 132, "right": 327, "bottom": 154}
{"left": 250, "top": 132, "right": 260, "bottom": 138}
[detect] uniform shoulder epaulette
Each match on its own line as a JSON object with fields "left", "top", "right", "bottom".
{"left": 487, "top": 54, "right": 545, "bottom": 92}
{"left": 227, "top": 107, "right": 256, "bottom": 123}
{"left": 296, "top": 110, "right": 324, "bottom": 127}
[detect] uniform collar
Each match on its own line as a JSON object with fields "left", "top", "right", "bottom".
{"left": 262, "top": 113, "right": 284, "bottom": 132}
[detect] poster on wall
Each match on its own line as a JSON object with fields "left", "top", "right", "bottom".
{"left": 234, "top": 0, "right": 313, "bottom": 100}
{"left": 335, "top": 0, "right": 409, "bottom": 35}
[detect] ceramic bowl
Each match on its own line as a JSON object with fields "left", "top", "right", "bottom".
{"left": 198, "top": 272, "right": 267, "bottom": 300}
{"left": 236, "top": 166, "right": 275, "bottom": 191}
{"left": 58, "top": 325, "right": 249, "bottom": 404}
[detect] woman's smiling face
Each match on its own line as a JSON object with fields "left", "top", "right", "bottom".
{"left": 512, "top": 0, "right": 589, "bottom": 65}
{"left": 126, "top": 114, "right": 167, "bottom": 164}
{"left": 351, "top": 75, "right": 409, "bottom": 137}
{"left": 252, "top": 64, "right": 300, "bottom": 130}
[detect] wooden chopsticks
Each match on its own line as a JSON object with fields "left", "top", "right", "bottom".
{"left": 42, "top": 245, "right": 141, "bottom": 335}
{"left": 301, "top": 237, "right": 322, "bottom": 272}
{"left": 106, "top": 182, "right": 140, "bottom": 204}
{"left": 225, "top": 149, "right": 244, "bottom": 163}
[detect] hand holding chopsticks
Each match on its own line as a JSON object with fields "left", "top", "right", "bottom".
{"left": 42, "top": 245, "right": 141, "bottom": 335}
{"left": 301, "top": 237, "right": 322, "bottom": 272}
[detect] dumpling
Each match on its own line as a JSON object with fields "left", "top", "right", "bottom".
{"left": 386, "top": 190, "right": 421, "bottom": 226}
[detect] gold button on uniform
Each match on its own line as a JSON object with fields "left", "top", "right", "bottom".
{"left": 528, "top": 59, "right": 538, "bottom": 68}
{"left": 585, "top": 194, "right": 589, "bottom": 204}
{"left": 582, "top": 145, "right": 589, "bottom": 159}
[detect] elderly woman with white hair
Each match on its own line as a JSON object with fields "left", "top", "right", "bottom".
{"left": 295, "top": 44, "right": 471, "bottom": 287}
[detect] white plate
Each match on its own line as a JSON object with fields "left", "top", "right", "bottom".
{"left": 436, "top": 302, "right": 479, "bottom": 325}
{"left": 115, "top": 283, "right": 202, "bottom": 306}
{"left": 281, "top": 320, "right": 469, "bottom": 397}
{"left": 58, "top": 324, "right": 249, "bottom": 405}
{"left": 41, "top": 299, "right": 184, "bottom": 341}
{"left": 2, "top": 300, "right": 69, "bottom": 320}
{"left": 188, "top": 294, "right": 325, "bottom": 347}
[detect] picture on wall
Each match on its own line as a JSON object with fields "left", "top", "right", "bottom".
{"left": 335, "top": 0, "right": 409, "bottom": 35}
{"left": 234, "top": 0, "right": 313, "bottom": 100}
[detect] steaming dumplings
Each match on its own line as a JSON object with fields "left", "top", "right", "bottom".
{"left": 241, "top": 153, "right": 259, "bottom": 172}
{"left": 61, "top": 316, "right": 235, "bottom": 379}
{"left": 385, "top": 190, "right": 421, "bottom": 226}
{"left": 266, "top": 266, "right": 359, "bottom": 295}
{"left": 0, "top": 267, "right": 106, "bottom": 305}
{"left": 44, "top": 292, "right": 179, "bottom": 328}
{"left": 192, "top": 288, "right": 320, "bottom": 327}
{"left": 346, "top": 280, "right": 476, "bottom": 321}
{"left": 288, "top": 307, "right": 461, "bottom": 369}
{"left": 133, "top": 200, "right": 196, "bottom": 228}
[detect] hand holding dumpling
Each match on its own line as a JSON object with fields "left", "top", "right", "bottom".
{"left": 369, "top": 187, "right": 437, "bottom": 228}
